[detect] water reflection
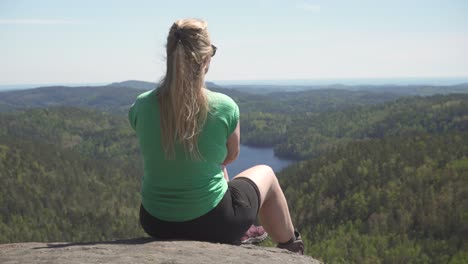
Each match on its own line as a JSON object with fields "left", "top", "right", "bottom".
{"left": 226, "top": 144, "right": 295, "bottom": 179}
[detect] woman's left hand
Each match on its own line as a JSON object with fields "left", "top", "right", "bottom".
{"left": 222, "top": 165, "right": 229, "bottom": 182}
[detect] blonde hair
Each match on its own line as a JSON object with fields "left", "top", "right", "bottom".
{"left": 157, "top": 18, "right": 214, "bottom": 160}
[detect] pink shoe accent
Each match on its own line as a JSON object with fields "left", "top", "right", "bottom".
{"left": 240, "top": 225, "right": 268, "bottom": 244}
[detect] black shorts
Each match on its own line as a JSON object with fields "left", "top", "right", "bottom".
{"left": 139, "top": 177, "right": 261, "bottom": 244}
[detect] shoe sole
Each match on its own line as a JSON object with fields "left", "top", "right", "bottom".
{"left": 241, "top": 232, "right": 268, "bottom": 244}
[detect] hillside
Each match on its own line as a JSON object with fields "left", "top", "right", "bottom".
{"left": 0, "top": 107, "right": 143, "bottom": 243}
{"left": 1, "top": 82, "right": 467, "bottom": 263}
{"left": 242, "top": 94, "right": 468, "bottom": 159}
{"left": 279, "top": 132, "right": 468, "bottom": 263}
{"left": 5, "top": 84, "right": 465, "bottom": 162}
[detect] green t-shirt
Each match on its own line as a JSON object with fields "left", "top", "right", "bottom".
{"left": 129, "top": 88, "right": 239, "bottom": 222}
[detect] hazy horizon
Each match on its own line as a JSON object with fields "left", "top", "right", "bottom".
{"left": 1, "top": 76, "right": 468, "bottom": 92}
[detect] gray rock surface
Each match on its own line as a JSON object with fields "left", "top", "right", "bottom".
{"left": 0, "top": 238, "right": 322, "bottom": 264}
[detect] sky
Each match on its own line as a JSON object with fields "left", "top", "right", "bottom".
{"left": 1, "top": 0, "right": 467, "bottom": 85}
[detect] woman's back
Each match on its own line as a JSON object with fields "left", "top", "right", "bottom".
{"left": 129, "top": 88, "right": 239, "bottom": 222}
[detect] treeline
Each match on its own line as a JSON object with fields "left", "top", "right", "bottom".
{"left": 279, "top": 132, "right": 468, "bottom": 263}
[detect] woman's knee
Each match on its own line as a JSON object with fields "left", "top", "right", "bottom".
{"left": 256, "top": 164, "right": 275, "bottom": 174}
{"left": 258, "top": 165, "right": 279, "bottom": 185}
{"left": 235, "top": 165, "right": 277, "bottom": 185}
{"left": 255, "top": 164, "right": 277, "bottom": 179}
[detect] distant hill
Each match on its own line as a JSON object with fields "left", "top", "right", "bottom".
{"left": 107, "top": 80, "right": 156, "bottom": 90}
{"left": 0, "top": 85, "right": 143, "bottom": 114}
{"left": 0, "top": 81, "right": 232, "bottom": 114}
{"left": 225, "top": 83, "right": 468, "bottom": 95}
{"left": 0, "top": 80, "right": 406, "bottom": 114}
{"left": 2, "top": 81, "right": 466, "bottom": 160}
{"left": 107, "top": 80, "right": 224, "bottom": 90}
{"left": 1, "top": 80, "right": 466, "bottom": 114}
{"left": 346, "top": 83, "right": 468, "bottom": 96}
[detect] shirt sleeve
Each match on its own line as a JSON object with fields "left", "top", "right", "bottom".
{"left": 128, "top": 102, "right": 137, "bottom": 130}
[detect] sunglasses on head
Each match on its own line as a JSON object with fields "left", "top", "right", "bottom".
{"left": 211, "top": 44, "right": 217, "bottom": 57}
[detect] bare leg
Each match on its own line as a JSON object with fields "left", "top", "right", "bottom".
{"left": 233, "top": 165, "right": 295, "bottom": 243}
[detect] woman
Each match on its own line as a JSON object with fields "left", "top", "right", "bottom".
{"left": 129, "top": 18, "right": 304, "bottom": 254}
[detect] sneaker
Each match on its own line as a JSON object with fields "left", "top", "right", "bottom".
{"left": 240, "top": 225, "right": 268, "bottom": 244}
{"left": 277, "top": 230, "right": 304, "bottom": 255}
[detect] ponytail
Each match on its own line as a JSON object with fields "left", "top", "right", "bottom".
{"left": 158, "top": 19, "right": 212, "bottom": 160}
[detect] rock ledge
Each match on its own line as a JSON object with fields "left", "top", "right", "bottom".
{"left": 0, "top": 238, "right": 321, "bottom": 264}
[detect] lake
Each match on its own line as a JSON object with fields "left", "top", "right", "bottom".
{"left": 226, "top": 144, "right": 295, "bottom": 179}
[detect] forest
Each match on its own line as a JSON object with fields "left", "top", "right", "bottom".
{"left": 0, "top": 81, "right": 467, "bottom": 263}
{"left": 0, "top": 107, "right": 144, "bottom": 242}
{"left": 280, "top": 132, "right": 468, "bottom": 263}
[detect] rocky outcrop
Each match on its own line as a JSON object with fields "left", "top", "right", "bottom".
{"left": 0, "top": 238, "right": 321, "bottom": 264}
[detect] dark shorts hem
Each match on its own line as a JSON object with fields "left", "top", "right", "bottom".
{"left": 230, "top": 176, "right": 261, "bottom": 213}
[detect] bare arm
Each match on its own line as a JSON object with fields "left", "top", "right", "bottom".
{"left": 223, "top": 122, "right": 240, "bottom": 166}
